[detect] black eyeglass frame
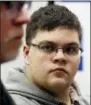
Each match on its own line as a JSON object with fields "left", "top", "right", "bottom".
{"left": 30, "top": 42, "right": 83, "bottom": 56}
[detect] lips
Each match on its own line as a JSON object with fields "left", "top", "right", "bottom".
{"left": 14, "top": 34, "right": 22, "bottom": 40}
{"left": 50, "top": 67, "right": 68, "bottom": 75}
{"left": 6, "top": 30, "right": 23, "bottom": 43}
{"left": 11, "top": 32, "right": 23, "bottom": 40}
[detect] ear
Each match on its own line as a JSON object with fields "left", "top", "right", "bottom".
{"left": 23, "top": 45, "right": 30, "bottom": 65}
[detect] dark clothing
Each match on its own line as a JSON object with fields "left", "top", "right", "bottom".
{"left": 0, "top": 80, "right": 16, "bottom": 105}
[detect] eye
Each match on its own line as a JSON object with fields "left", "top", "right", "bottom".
{"left": 64, "top": 46, "right": 79, "bottom": 55}
{"left": 39, "top": 45, "right": 55, "bottom": 53}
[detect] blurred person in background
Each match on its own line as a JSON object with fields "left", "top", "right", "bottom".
{"left": 0, "top": 1, "right": 31, "bottom": 105}
{"left": 5, "top": 4, "right": 89, "bottom": 105}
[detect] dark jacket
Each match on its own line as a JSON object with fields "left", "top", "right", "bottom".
{"left": 5, "top": 67, "right": 89, "bottom": 105}
{"left": 0, "top": 80, "right": 16, "bottom": 105}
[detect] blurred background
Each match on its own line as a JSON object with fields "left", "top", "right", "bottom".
{"left": 1, "top": 1, "right": 90, "bottom": 104}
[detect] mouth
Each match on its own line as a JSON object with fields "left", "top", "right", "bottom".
{"left": 10, "top": 34, "right": 23, "bottom": 43}
{"left": 6, "top": 32, "right": 23, "bottom": 43}
{"left": 50, "top": 68, "right": 68, "bottom": 75}
{"left": 14, "top": 34, "right": 22, "bottom": 40}
{"left": 6, "top": 30, "right": 23, "bottom": 41}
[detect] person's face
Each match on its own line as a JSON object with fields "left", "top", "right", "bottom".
{"left": 0, "top": 2, "right": 31, "bottom": 63}
{"left": 24, "top": 27, "right": 81, "bottom": 93}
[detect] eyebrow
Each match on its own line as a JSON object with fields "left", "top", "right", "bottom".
{"left": 38, "top": 41, "right": 79, "bottom": 47}
{"left": 65, "top": 42, "right": 80, "bottom": 47}
{"left": 38, "top": 41, "right": 56, "bottom": 45}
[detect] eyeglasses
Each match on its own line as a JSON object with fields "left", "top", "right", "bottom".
{"left": 5, "top": 1, "right": 31, "bottom": 10}
{"left": 30, "top": 42, "right": 83, "bottom": 57}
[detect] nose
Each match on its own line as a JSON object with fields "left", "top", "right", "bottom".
{"left": 12, "top": 5, "right": 31, "bottom": 26}
{"left": 52, "top": 49, "right": 67, "bottom": 64}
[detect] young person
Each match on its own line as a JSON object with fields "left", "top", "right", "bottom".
{"left": 5, "top": 4, "right": 89, "bottom": 105}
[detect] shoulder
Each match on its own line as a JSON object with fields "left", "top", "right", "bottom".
{"left": 11, "top": 94, "right": 41, "bottom": 105}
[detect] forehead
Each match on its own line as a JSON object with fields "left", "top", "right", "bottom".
{"left": 32, "top": 28, "right": 80, "bottom": 45}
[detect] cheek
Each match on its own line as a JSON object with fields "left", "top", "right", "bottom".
{"left": 1, "top": 15, "right": 9, "bottom": 33}
{"left": 1, "top": 16, "right": 12, "bottom": 46}
{"left": 28, "top": 51, "right": 49, "bottom": 76}
{"left": 69, "top": 57, "right": 80, "bottom": 74}
{"left": 28, "top": 51, "right": 44, "bottom": 70}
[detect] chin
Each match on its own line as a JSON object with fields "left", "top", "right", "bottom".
{"left": 49, "top": 77, "right": 70, "bottom": 90}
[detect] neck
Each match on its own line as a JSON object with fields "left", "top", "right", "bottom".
{"left": 56, "top": 88, "right": 71, "bottom": 105}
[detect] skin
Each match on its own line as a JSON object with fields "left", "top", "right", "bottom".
{"left": 0, "top": 2, "right": 30, "bottom": 63}
{"left": 24, "top": 27, "right": 80, "bottom": 104}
